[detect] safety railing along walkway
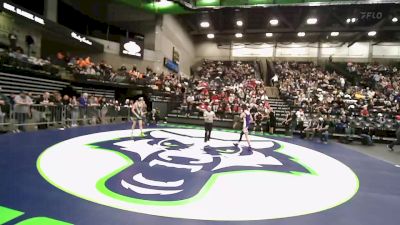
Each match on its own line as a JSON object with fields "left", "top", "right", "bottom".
{"left": 0, "top": 104, "right": 134, "bottom": 133}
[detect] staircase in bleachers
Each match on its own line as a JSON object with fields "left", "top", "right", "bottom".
{"left": 264, "top": 87, "right": 279, "bottom": 98}
{"left": 267, "top": 97, "right": 291, "bottom": 128}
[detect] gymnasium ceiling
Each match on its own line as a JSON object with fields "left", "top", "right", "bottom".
{"left": 115, "top": 0, "right": 399, "bottom": 14}
{"left": 62, "top": 0, "right": 400, "bottom": 44}
{"left": 177, "top": 3, "right": 400, "bottom": 44}
{"left": 112, "top": 0, "right": 400, "bottom": 44}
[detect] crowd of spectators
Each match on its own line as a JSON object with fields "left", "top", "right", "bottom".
{"left": 3, "top": 40, "right": 400, "bottom": 141}
{"left": 0, "top": 32, "right": 54, "bottom": 72}
{"left": 0, "top": 52, "right": 275, "bottom": 133}
{"left": 0, "top": 48, "right": 190, "bottom": 98}
{"left": 277, "top": 61, "right": 400, "bottom": 117}
{"left": 0, "top": 89, "right": 160, "bottom": 133}
{"left": 181, "top": 60, "right": 278, "bottom": 133}
{"left": 53, "top": 51, "right": 189, "bottom": 93}
{"left": 276, "top": 61, "right": 400, "bottom": 143}
{"left": 0, "top": 48, "right": 59, "bottom": 76}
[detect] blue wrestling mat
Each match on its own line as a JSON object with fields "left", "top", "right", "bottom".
{"left": 0, "top": 123, "right": 399, "bottom": 225}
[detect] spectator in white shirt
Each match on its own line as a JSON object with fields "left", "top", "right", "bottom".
{"left": 271, "top": 74, "right": 279, "bottom": 86}
{"left": 296, "top": 109, "right": 306, "bottom": 135}
{"left": 186, "top": 94, "right": 195, "bottom": 115}
{"left": 14, "top": 91, "right": 33, "bottom": 132}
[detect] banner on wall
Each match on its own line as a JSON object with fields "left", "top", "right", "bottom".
{"left": 71, "top": 32, "right": 92, "bottom": 46}
{"left": 120, "top": 36, "right": 144, "bottom": 59}
{"left": 164, "top": 58, "right": 179, "bottom": 73}
{"left": 172, "top": 47, "right": 180, "bottom": 65}
{"left": 2, "top": 2, "right": 45, "bottom": 25}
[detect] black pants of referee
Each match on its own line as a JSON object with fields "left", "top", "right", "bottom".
{"left": 205, "top": 122, "right": 213, "bottom": 142}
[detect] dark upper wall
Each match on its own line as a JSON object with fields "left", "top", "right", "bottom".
{"left": 58, "top": 0, "right": 155, "bottom": 49}
{"left": 0, "top": 12, "right": 42, "bottom": 56}
{"left": 8, "top": 0, "right": 44, "bottom": 15}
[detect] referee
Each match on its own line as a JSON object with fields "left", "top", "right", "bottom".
{"left": 198, "top": 106, "right": 217, "bottom": 143}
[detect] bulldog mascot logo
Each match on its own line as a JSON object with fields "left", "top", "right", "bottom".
{"left": 90, "top": 130, "right": 312, "bottom": 201}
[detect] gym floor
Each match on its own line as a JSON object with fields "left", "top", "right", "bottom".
{"left": 338, "top": 142, "right": 400, "bottom": 166}
{"left": 0, "top": 123, "right": 399, "bottom": 225}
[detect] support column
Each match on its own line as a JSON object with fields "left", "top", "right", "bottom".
{"left": 368, "top": 41, "right": 373, "bottom": 63}
{"left": 317, "top": 41, "right": 322, "bottom": 65}
{"left": 44, "top": 0, "right": 58, "bottom": 22}
{"left": 229, "top": 42, "right": 233, "bottom": 61}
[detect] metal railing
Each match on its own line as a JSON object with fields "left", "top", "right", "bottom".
{"left": 0, "top": 104, "right": 133, "bottom": 132}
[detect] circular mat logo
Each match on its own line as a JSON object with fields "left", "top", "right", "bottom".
{"left": 37, "top": 128, "right": 359, "bottom": 221}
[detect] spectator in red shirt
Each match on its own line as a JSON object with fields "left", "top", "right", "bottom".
{"left": 360, "top": 106, "right": 369, "bottom": 117}
{"left": 211, "top": 93, "right": 220, "bottom": 102}
{"left": 201, "top": 88, "right": 209, "bottom": 96}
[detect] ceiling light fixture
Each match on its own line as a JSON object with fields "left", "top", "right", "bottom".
{"left": 235, "top": 33, "right": 243, "bottom": 38}
{"left": 392, "top": 17, "right": 398, "bottom": 23}
{"left": 297, "top": 32, "right": 305, "bottom": 37}
{"left": 346, "top": 18, "right": 357, "bottom": 23}
{"left": 368, "top": 31, "right": 376, "bottom": 36}
{"left": 269, "top": 19, "right": 279, "bottom": 26}
{"left": 157, "top": 0, "right": 174, "bottom": 7}
{"left": 265, "top": 32, "right": 273, "bottom": 37}
{"left": 236, "top": 20, "right": 243, "bottom": 26}
{"left": 306, "top": 18, "right": 318, "bottom": 25}
{"left": 330, "top": 32, "right": 339, "bottom": 36}
{"left": 200, "top": 21, "right": 210, "bottom": 28}
{"left": 207, "top": 33, "right": 215, "bottom": 39}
